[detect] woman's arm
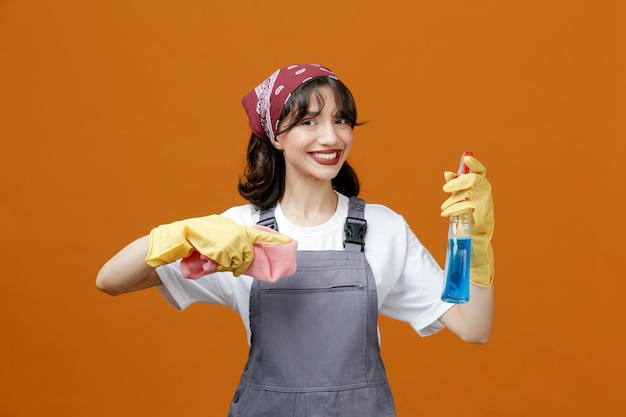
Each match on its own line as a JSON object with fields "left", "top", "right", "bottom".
{"left": 96, "top": 235, "right": 162, "bottom": 296}
{"left": 439, "top": 284, "right": 494, "bottom": 344}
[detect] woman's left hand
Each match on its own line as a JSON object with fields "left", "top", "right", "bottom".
{"left": 440, "top": 155, "right": 495, "bottom": 286}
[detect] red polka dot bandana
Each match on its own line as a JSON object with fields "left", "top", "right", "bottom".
{"left": 242, "top": 64, "right": 338, "bottom": 144}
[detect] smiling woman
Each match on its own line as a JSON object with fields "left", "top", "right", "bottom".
{"left": 274, "top": 86, "right": 354, "bottom": 192}
{"left": 96, "top": 63, "right": 495, "bottom": 417}
{"left": 239, "top": 69, "right": 361, "bottom": 211}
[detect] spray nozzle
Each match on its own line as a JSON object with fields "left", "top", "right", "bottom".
{"left": 456, "top": 151, "right": 474, "bottom": 176}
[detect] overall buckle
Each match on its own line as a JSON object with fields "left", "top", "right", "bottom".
{"left": 343, "top": 217, "right": 367, "bottom": 251}
{"left": 257, "top": 216, "right": 278, "bottom": 230}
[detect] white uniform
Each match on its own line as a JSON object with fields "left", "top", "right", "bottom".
{"left": 156, "top": 192, "right": 453, "bottom": 344}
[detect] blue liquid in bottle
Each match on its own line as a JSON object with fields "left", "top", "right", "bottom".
{"left": 441, "top": 151, "right": 474, "bottom": 304}
{"left": 441, "top": 236, "right": 471, "bottom": 304}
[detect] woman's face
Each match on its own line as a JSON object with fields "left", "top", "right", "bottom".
{"left": 274, "top": 86, "right": 354, "bottom": 186}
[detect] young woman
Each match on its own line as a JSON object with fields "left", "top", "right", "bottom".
{"left": 96, "top": 64, "right": 495, "bottom": 417}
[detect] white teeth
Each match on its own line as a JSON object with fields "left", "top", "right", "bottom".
{"left": 312, "top": 152, "right": 338, "bottom": 160}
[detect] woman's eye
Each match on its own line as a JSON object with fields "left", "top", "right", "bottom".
{"left": 335, "top": 118, "right": 348, "bottom": 125}
{"left": 302, "top": 119, "right": 316, "bottom": 126}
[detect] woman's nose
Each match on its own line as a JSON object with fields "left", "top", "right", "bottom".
{"left": 317, "top": 121, "right": 339, "bottom": 145}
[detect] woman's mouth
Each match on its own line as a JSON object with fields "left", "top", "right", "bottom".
{"left": 309, "top": 150, "right": 341, "bottom": 165}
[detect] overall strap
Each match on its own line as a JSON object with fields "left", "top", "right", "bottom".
{"left": 344, "top": 197, "right": 367, "bottom": 252}
{"left": 257, "top": 197, "right": 367, "bottom": 252}
{"left": 256, "top": 206, "right": 278, "bottom": 230}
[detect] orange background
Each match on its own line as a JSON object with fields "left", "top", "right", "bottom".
{"left": 1, "top": 1, "right": 624, "bottom": 416}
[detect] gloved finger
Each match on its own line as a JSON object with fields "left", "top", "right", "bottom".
{"left": 216, "top": 245, "right": 254, "bottom": 276}
{"left": 232, "top": 260, "right": 253, "bottom": 277}
{"left": 247, "top": 226, "right": 293, "bottom": 245}
{"left": 443, "top": 171, "right": 456, "bottom": 183}
{"left": 195, "top": 241, "right": 232, "bottom": 270}
{"left": 235, "top": 244, "right": 255, "bottom": 276}
{"left": 217, "top": 262, "right": 245, "bottom": 275}
{"left": 441, "top": 190, "right": 471, "bottom": 212}
{"left": 464, "top": 155, "right": 487, "bottom": 175}
{"left": 441, "top": 201, "right": 475, "bottom": 218}
{"left": 442, "top": 172, "right": 482, "bottom": 193}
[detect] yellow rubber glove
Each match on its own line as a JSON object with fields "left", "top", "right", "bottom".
{"left": 440, "top": 155, "right": 495, "bottom": 287}
{"left": 145, "top": 215, "right": 292, "bottom": 276}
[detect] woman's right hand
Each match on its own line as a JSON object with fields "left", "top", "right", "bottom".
{"left": 145, "top": 215, "right": 292, "bottom": 276}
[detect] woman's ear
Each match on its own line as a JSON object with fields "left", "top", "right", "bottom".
{"left": 274, "top": 140, "right": 283, "bottom": 150}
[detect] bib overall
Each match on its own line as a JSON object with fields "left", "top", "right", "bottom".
{"left": 227, "top": 197, "right": 395, "bottom": 417}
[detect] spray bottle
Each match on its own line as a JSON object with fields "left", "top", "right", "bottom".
{"left": 441, "top": 151, "right": 473, "bottom": 304}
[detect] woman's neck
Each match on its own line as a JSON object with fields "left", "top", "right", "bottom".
{"left": 279, "top": 181, "right": 338, "bottom": 227}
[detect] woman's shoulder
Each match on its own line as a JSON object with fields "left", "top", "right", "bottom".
{"left": 360, "top": 201, "right": 414, "bottom": 257}
{"left": 220, "top": 203, "right": 259, "bottom": 225}
{"left": 339, "top": 194, "right": 405, "bottom": 226}
{"left": 358, "top": 199, "right": 410, "bottom": 243}
{"left": 363, "top": 201, "right": 406, "bottom": 224}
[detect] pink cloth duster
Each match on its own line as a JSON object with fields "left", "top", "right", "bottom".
{"left": 180, "top": 226, "right": 298, "bottom": 283}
